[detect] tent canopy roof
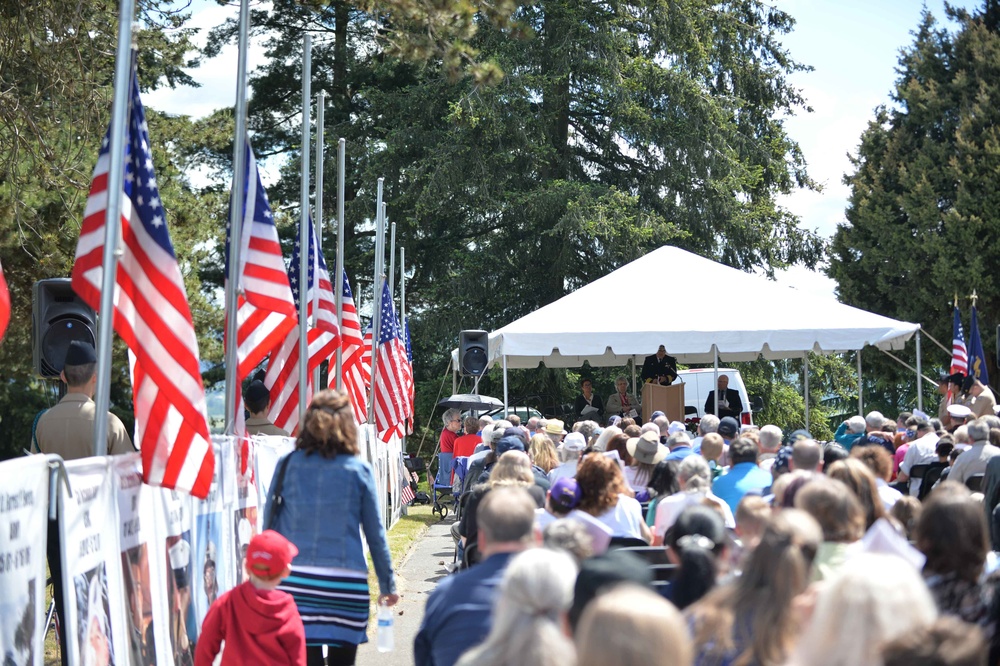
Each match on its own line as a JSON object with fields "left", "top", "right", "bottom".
{"left": 462, "top": 246, "right": 919, "bottom": 370}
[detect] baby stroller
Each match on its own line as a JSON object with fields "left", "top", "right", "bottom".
{"left": 403, "top": 454, "right": 431, "bottom": 506}
{"left": 431, "top": 452, "right": 459, "bottom": 518}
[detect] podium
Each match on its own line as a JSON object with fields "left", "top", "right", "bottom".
{"left": 642, "top": 383, "right": 685, "bottom": 423}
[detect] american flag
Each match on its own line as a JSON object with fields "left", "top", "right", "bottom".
{"left": 403, "top": 317, "right": 415, "bottom": 434}
{"left": 372, "top": 281, "right": 412, "bottom": 442}
{"left": 264, "top": 219, "right": 340, "bottom": 434}
{"left": 951, "top": 305, "right": 968, "bottom": 376}
{"left": 226, "top": 140, "right": 297, "bottom": 381}
{"left": 71, "top": 67, "right": 214, "bottom": 497}
{"left": 328, "top": 269, "right": 369, "bottom": 424}
{"left": 399, "top": 454, "right": 416, "bottom": 505}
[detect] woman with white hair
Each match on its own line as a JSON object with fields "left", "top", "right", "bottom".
{"left": 652, "top": 455, "right": 734, "bottom": 544}
{"left": 605, "top": 376, "right": 639, "bottom": 419}
{"left": 787, "top": 553, "right": 937, "bottom": 666}
{"left": 456, "top": 548, "right": 578, "bottom": 666}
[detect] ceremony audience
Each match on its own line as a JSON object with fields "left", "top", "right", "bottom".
{"left": 455, "top": 548, "right": 577, "bottom": 666}
{"left": 575, "top": 585, "right": 692, "bottom": 666}
{"left": 688, "top": 509, "right": 821, "bottom": 665}
{"left": 575, "top": 453, "right": 652, "bottom": 542}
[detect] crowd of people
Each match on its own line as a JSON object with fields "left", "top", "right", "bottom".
{"left": 418, "top": 390, "right": 1000, "bottom": 666}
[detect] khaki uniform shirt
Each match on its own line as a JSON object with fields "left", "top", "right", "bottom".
{"left": 245, "top": 416, "right": 289, "bottom": 437}
{"left": 35, "top": 393, "right": 134, "bottom": 460}
{"left": 972, "top": 387, "right": 997, "bottom": 419}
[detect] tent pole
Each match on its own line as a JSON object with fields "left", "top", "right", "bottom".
{"left": 713, "top": 346, "right": 719, "bottom": 418}
{"left": 857, "top": 350, "right": 863, "bottom": 415}
{"left": 804, "top": 355, "right": 810, "bottom": 432}
{"left": 631, "top": 357, "right": 636, "bottom": 401}
{"left": 916, "top": 329, "right": 923, "bottom": 411}
{"left": 503, "top": 354, "right": 508, "bottom": 413}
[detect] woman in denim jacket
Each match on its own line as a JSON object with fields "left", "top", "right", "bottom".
{"left": 266, "top": 389, "right": 398, "bottom": 665}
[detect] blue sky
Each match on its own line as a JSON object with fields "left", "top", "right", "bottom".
{"left": 148, "top": 0, "right": 983, "bottom": 298}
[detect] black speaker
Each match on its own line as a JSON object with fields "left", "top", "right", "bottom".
{"left": 459, "top": 329, "right": 489, "bottom": 376}
{"left": 32, "top": 278, "right": 97, "bottom": 378}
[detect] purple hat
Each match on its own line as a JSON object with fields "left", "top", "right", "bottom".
{"left": 549, "top": 477, "right": 582, "bottom": 512}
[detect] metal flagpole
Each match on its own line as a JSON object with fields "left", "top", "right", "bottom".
{"left": 368, "top": 178, "right": 384, "bottom": 423}
{"left": 298, "top": 34, "right": 312, "bottom": 425}
{"left": 916, "top": 329, "right": 923, "bottom": 411}
{"left": 857, "top": 350, "right": 863, "bottom": 415}
{"left": 804, "top": 355, "right": 810, "bottom": 431}
{"left": 712, "top": 346, "right": 719, "bottom": 419}
{"left": 334, "top": 138, "right": 346, "bottom": 390}
{"left": 389, "top": 221, "right": 396, "bottom": 300}
{"left": 223, "top": 0, "right": 252, "bottom": 435}
{"left": 94, "top": 0, "right": 136, "bottom": 455}
{"left": 313, "top": 89, "right": 325, "bottom": 390}
{"left": 399, "top": 247, "right": 406, "bottom": 339}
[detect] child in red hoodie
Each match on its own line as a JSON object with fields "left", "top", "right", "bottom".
{"left": 195, "top": 530, "right": 306, "bottom": 666}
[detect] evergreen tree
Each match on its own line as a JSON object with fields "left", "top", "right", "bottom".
{"left": 830, "top": 3, "right": 1000, "bottom": 386}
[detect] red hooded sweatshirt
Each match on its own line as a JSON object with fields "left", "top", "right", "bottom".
{"left": 195, "top": 581, "right": 306, "bottom": 666}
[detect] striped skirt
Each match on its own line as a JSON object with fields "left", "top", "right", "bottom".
{"left": 279, "top": 564, "right": 371, "bottom": 646}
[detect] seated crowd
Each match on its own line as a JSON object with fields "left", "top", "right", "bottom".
{"left": 417, "top": 406, "right": 1000, "bottom": 666}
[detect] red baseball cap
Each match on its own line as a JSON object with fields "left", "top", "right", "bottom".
{"left": 247, "top": 530, "right": 299, "bottom": 578}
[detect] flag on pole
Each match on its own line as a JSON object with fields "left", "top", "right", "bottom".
{"left": 71, "top": 66, "right": 214, "bottom": 497}
{"left": 403, "top": 317, "right": 415, "bottom": 434}
{"left": 399, "top": 454, "right": 415, "bottom": 505}
{"left": 329, "top": 269, "right": 369, "bottom": 424}
{"left": 951, "top": 305, "right": 968, "bottom": 376}
{"left": 264, "top": 219, "right": 340, "bottom": 434}
{"left": 968, "top": 304, "right": 989, "bottom": 386}
{"left": 373, "top": 282, "right": 411, "bottom": 442}
{"left": 0, "top": 258, "right": 9, "bottom": 342}
{"left": 225, "top": 140, "right": 297, "bottom": 380}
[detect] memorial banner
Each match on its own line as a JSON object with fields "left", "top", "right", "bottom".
{"left": 153, "top": 488, "right": 197, "bottom": 665}
{"left": 113, "top": 454, "right": 165, "bottom": 666}
{"left": 191, "top": 441, "right": 228, "bottom": 627}
{"left": 231, "top": 436, "right": 259, "bottom": 587}
{"left": 0, "top": 455, "right": 50, "bottom": 666}
{"left": 59, "top": 458, "right": 128, "bottom": 666}
{"left": 252, "top": 434, "right": 295, "bottom": 525}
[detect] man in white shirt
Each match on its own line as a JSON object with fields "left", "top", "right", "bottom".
{"left": 950, "top": 418, "right": 1000, "bottom": 485}
{"left": 897, "top": 419, "right": 940, "bottom": 497}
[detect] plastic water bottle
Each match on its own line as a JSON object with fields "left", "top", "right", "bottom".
{"left": 376, "top": 602, "right": 394, "bottom": 652}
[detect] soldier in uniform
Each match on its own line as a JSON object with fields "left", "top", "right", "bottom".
{"left": 35, "top": 340, "right": 134, "bottom": 666}
{"left": 35, "top": 340, "right": 134, "bottom": 459}
{"left": 244, "top": 379, "right": 289, "bottom": 436}
{"left": 641, "top": 345, "right": 678, "bottom": 385}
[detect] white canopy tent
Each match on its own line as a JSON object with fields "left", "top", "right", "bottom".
{"left": 453, "top": 246, "right": 924, "bottom": 425}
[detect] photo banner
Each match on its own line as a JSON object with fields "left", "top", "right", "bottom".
{"left": 231, "top": 434, "right": 259, "bottom": 587}
{"left": 113, "top": 454, "right": 166, "bottom": 666}
{"left": 252, "top": 435, "right": 295, "bottom": 526}
{"left": 192, "top": 440, "right": 228, "bottom": 628}
{"left": 0, "top": 455, "right": 50, "bottom": 666}
{"left": 152, "top": 487, "right": 197, "bottom": 665}
{"left": 59, "top": 457, "right": 129, "bottom": 666}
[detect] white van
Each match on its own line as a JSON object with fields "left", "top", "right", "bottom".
{"left": 673, "top": 368, "right": 754, "bottom": 425}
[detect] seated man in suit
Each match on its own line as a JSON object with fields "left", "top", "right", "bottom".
{"left": 641, "top": 345, "right": 678, "bottom": 386}
{"left": 704, "top": 374, "right": 743, "bottom": 420}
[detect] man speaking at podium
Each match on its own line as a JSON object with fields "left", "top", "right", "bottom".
{"left": 642, "top": 345, "right": 678, "bottom": 386}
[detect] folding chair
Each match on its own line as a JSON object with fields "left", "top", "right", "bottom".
{"left": 432, "top": 452, "right": 454, "bottom": 518}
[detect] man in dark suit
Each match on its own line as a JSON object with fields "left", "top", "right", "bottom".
{"left": 641, "top": 345, "right": 678, "bottom": 385}
{"left": 704, "top": 374, "right": 743, "bottom": 420}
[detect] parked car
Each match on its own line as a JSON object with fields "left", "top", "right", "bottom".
{"left": 672, "top": 368, "right": 760, "bottom": 426}
{"left": 482, "top": 406, "right": 544, "bottom": 423}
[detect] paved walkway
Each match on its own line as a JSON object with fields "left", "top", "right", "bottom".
{"left": 356, "top": 515, "right": 456, "bottom": 665}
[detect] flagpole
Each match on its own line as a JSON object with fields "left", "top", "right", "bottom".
{"left": 223, "top": 0, "right": 252, "bottom": 436}
{"left": 313, "top": 89, "right": 325, "bottom": 391}
{"left": 334, "top": 138, "right": 346, "bottom": 391}
{"left": 298, "top": 34, "right": 312, "bottom": 426}
{"left": 400, "top": 247, "right": 406, "bottom": 338}
{"left": 369, "top": 178, "right": 384, "bottom": 424}
{"left": 93, "top": 2, "right": 136, "bottom": 456}
{"left": 389, "top": 221, "right": 396, "bottom": 301}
